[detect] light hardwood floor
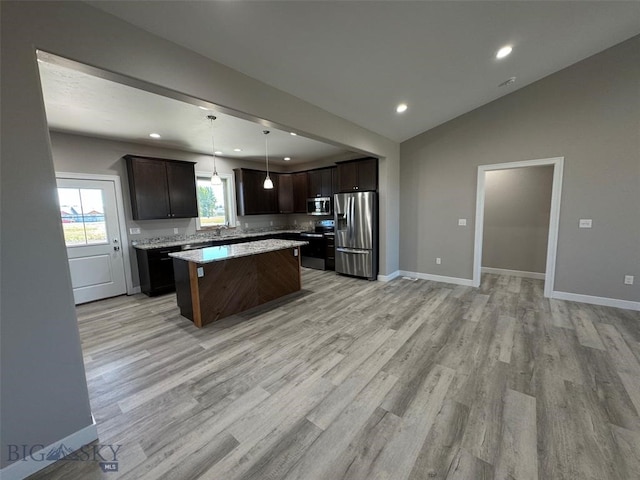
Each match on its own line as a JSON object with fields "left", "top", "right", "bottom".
{"left": 29, "top": 270, "right": 640, "bottom": 480}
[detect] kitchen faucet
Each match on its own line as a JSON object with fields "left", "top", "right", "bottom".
{"left": 215, "top": 223, "right": 229, "bottom": 236}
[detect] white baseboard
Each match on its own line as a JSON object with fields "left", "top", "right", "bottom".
{"left": 481, "top": 267, "right": 546, "bottom": 280}
{"left": 1, "top": 417, "right": 98, "bottom": 480}
{"left": 377, "top": 270, "right": 400, "bottom": 282}
{"left": 128, "top": 286, "right": 141, "bottom": 295}
{"left": 398, "top": 270, "right": 474, "bottom": 287}
{"left": 552, "top": 291, "right": 640, "bottom": 311}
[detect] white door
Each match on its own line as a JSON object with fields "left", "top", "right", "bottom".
{"left": 57, "top": 178, "right": 127, "bottom": 304}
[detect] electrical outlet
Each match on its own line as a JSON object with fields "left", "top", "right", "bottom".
{"left": 458, "top": 219, "right": 467, "bottom": 226}
{"left": 173, "top": 228, "right": 179, "bottom": 234}
{"left": 129, "top": 227, "right": 140, "bottom": 235}
{"left": 624, "top": 275, "right": 634, "bottom": 285}
{"left": 579, "top": 219, "right": 592, "bottom": 228}
{"left": 436, "top": 257, "right": 442, "bottom": 265}
{"left": 270, "top": 221, "right": 273, "bottom": 226}
{"left": 245, "top": 223, "right": 249, "bottom": 228}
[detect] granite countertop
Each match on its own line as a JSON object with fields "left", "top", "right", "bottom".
{"left": 132, "top": 229, "right": 306, "bottom": 250}
{"left": 169, "top": 239, "right": 308, "bottom": 264}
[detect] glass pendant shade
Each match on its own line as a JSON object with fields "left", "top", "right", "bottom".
{"left": 263, "top": 175, "right": 274, "bottom": 189}
{"left": 211, "top": 172, "right": 223, "bottom": 186}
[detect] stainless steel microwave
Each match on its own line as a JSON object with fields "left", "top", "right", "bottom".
{"left": 307, "top": 196, "right": 332, "bottom": 216}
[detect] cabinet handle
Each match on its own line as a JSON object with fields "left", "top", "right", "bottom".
{"left": 160, "top": 257, "right": 172, "bottom": 261}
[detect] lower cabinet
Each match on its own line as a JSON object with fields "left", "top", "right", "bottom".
{"left": 136, "top": 246, "right": 182, "bottom": 296}
{"left": 325, "top": 234, "right": 335, "bottom": 271}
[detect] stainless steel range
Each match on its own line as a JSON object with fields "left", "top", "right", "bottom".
{"left": 300, "top": 219, "right": 334, "bottom": 270}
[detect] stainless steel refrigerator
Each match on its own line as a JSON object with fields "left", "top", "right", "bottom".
{"left": 334, "top": 191, "right": 378, "bottom": 280}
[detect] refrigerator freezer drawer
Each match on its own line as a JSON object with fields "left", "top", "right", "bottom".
{"left": 336, "top": 248, "right": 374, "bottom": 280}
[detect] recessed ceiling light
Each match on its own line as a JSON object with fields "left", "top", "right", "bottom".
{"left": 284, "top": 157, "right": 291, "bottom": 161}
{"left": 198, "top": 106, "right": 209, "bottom": 111}
{"left": 499, "top": 77, "right": 517, "bottom": 87}
{"left": 149, "top": 133, "right": 161, "bottom": 139}
{"left": 233, "top": 148, "right": 242, "bottom": 152}
{"left": 496, "top": 46, "right": 513, "bottom": 59}
{"left": 290, "top": 132, "right": 297, "bottom": 136}
{"left": 396, "top": 103, "right": 408, "bottom": 113}
{"left": 215, "top": 151, "right": 223, "bottom": 155}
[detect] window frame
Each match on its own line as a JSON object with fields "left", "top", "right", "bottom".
{"left": 194, "top": 171, "right": 237, "bottom": 231}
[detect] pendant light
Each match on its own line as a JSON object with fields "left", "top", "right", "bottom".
{"left": 207, "top": 115, "right": 222, "bottom": 186}
{"left": 263, "top": 130, "right": 273, "bottom": 189}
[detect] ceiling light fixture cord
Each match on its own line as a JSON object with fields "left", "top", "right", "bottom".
{"left": 263, "top": 130, "right": 273, "bottom": 189}
{"left": 208, "top": 115, "right": 222, "bottom": 186}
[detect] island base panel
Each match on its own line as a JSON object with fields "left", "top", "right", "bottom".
{"left": 175, "top": 248, "right": 302, "bottom": 327}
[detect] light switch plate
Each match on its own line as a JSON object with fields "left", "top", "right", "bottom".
{"left": 293, "top": 249, "right": 298, "bottom": 257}
{"left": 129, "top": 227, "right": 141, "bottom": 235}
{"left": 458, "top": 219, "right": 467, "bottom": 226}
{"left": 624, "top": 275, "right": 634, "bottom": 285}
{"left": 197, "top": 267, "right": 204, "bottom": 278}
{"left": 579, "top": 219, "right": 592, "bottom": 228}
{"left": 436, "top": 257, "right": 442, "bottom": 265}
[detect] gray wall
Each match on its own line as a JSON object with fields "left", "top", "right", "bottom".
{"left": 482, "top": 166, "right": 553, "bottom": 274}
{"left": 400, "top": 35, "right": 639, "bottom": 302}
{"left": 0, "top": 0, "right": 399, "bottom": 470}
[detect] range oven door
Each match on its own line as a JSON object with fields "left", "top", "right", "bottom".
{"left": 306, "top": 197, "right": 331, "bottom": 216}
{"left": 300, "top": 233, "right": 326, "bottom": 270}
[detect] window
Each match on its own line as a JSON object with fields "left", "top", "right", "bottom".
{"left": 195, "top": 173, "right": 236, "bottom": 229}
{"left": 58, "top": 188, "right": 108, "bottom": 246}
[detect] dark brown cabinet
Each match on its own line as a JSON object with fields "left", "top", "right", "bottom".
{"left": 235, "top": 168, "right": 279, "bottom": 215}
{"left": 337, "top": 157, "right": 378, "bottom": 192}
{"left": 125, "top": 155, "right": 198, "bottom": 220}
{"left": 292, "top": 172, "right": 308, "bottom": 213}
{"left": 307, "top": 167, "right": 335, "bottom": 197}
{"left": 325, "top": 234, "right": 335, "bottom": 271}
{"left": 136, "top": 246, "right": 182, "bottom": 296}
{"left": 277, "top": 173, "right": 294, "bottom": 214}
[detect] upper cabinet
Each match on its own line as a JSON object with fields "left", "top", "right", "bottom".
{"left": 277, "top": 174, "right": 294, "bottom": 214}
{"left": 307, "top": 167, "right": 335, "bottom": 198}
{"left": 125, "top": 155, "right": 198, "bottom": 220}
{"left": 337, "top": 157, "right": 378, "bottom": 192}
{"left": 292, "top": 172, "right": 308, "bottom": 213}
{"left": 235, "top": 168, "right": 279, "bottom": 215}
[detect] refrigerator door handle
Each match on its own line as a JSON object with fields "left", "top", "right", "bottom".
{"left": 336, "top": 247, "right": 369, "bottom": 254}
{"left": 349, "top": 196, "right": 355, "bottom": 244}
{"left": 345, "top": 196, "right": 351, "bottom": 244}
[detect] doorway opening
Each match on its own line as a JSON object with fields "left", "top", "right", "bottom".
{"left": 473, "top": 157, "right": 564, "bottom": 297}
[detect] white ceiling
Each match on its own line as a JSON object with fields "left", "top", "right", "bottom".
{"left": 88, "top": 1, "right": 640, "bottom": 142}
{"left": 38, "top": 59, "right": 351, "bottom": 165}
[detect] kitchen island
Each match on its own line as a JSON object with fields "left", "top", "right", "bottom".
{"left": 170, "top": 239, "right": 307, "bottom": 327}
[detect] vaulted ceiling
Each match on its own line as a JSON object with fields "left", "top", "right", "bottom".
{"left": 88, "top": 1, "right": 640, "bottom": 142}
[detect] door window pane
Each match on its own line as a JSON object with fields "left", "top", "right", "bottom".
{"left": 58, "top": 188, "right": 107, "bottom": 246}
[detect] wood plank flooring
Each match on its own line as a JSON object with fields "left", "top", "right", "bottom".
{"left": 28, "top": 270, "right": 640, "bottom": 480}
